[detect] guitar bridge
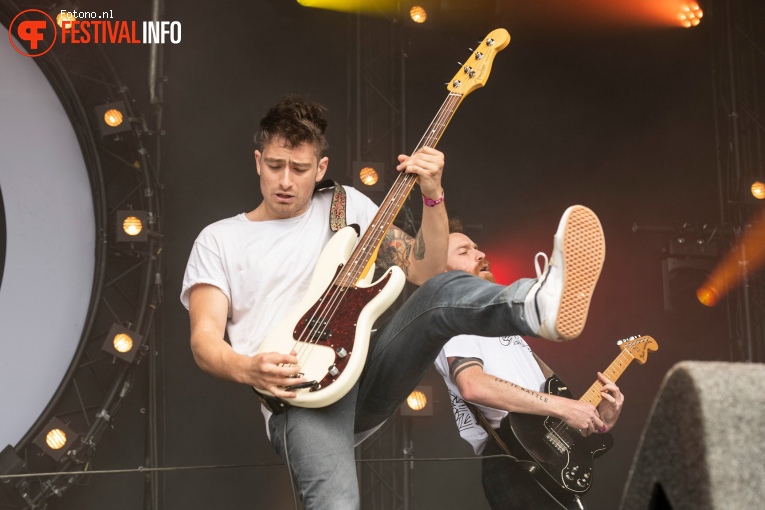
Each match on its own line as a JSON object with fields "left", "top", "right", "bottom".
{"left": 544, "top": 429, "right": 572, "bottom": 455}
{"left": 285, "top": 380, "right": 320, "bottom": 391}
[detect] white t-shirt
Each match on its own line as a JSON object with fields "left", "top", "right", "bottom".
{"left": 181, "top": 186, "right": 378, "bottom": 355}
{"left": 434, "top": 335, "right": 547, "bottom": 454}
{"left": 180, "top": 186, "right": 378, "bottom": 431}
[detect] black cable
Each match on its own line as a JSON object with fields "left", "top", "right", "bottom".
{"left": 282, "top": 412, "right": 300, "bottom": 510}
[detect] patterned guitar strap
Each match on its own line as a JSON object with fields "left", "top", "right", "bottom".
{"left": 314, "top": 179, "right": 347, "bottom": 232}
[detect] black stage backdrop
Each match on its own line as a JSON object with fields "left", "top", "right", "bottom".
{"left": 37, "top": 1, "right": 727, "bottom": 509}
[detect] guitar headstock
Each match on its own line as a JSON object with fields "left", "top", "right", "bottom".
{"left": 447, "top": 28, "right": 510, "bottom": 97}
{"left": 617, "top": 335, "right": 659, "bottom": 364}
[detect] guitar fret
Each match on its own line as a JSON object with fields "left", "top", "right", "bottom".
{"left": 579, "top": 350, "right": 634, "bottom": 407}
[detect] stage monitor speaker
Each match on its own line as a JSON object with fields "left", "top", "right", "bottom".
{"left": 621, "top": 361, "right": 765, "bottom": 510}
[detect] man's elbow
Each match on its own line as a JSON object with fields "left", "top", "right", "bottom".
{"left": 457, "top": 379, "right": 482, "bottom": 404}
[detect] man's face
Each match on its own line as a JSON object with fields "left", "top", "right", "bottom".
{"left": 254, "top": 137, "right": 328, "bottom": 220}
{"left": 446, "top": 232, "right": 495, "bottom": 283}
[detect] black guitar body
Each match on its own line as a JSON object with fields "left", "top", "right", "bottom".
{"left": 499, "top": 376, "right": 614, "bottom": 510}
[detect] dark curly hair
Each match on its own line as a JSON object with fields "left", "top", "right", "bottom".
{"left": 255, "top": 95, "right": 329, "bottom": 156}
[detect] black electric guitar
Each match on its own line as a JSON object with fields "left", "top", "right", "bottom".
{"left": 499, "top": 335, "right": 658, "bottom": 510}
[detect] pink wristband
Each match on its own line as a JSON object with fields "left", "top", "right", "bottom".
{"left": 422, "top": 190, "right": 444, "bottom": 207}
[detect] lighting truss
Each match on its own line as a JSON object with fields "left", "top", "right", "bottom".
{"left": 0, "top": 0, "right": 164, "bottom": 507}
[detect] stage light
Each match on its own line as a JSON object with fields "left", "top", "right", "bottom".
{"left": 104, "top": 109, "right": 124, "bottom": 127}
{"left": 32, "top": 418, "right": 78, "bottom": 462}
{"left": 352, "top": 161, "right": 385, "bottom": 193}
{"left": 359, "top": 166, "right": 379, "bottom": 186}
{"left": 116, "top": 210, "right": 149, "bottom": 243}
{"left": 751, "top": 181, "right": 765, "bottom": 200}
{"left": 401, "top": 385, "right": 433, "bottom": 416}
{"left": 697, "top": 285, "right": 719, "bottom": 307}
{"left": 55, "top": 10, "right": 75, "bottom": 28}
{"left": 678, "top": 2, "right": 703, "bottom": 28}
{"left": 407, "top": 390, "right": 427, "bottom": 410}
{"left": 102, "top": 323, "right": 144, "bottom": 363}
{"left": 296, "top": 0, "right": 397, "bottom": 14}
{"left": 94, "top": 101, "right": 132, "bottom": 137}
{"left": 409, "top": 5, "right": 427, "bottom": 23}
{"left": 50, "top": 2, "right": 77, "bottom": 28}
{"left": 697, "top": 208, "right": 765, "bottom": 307}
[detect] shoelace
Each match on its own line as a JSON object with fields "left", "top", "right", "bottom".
{"left": 534, "top": 252, "right": 549, "bottom": 279}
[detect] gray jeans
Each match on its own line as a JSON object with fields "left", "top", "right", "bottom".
{"left": 268, "top": 270, "right": 536, "bottom": 509}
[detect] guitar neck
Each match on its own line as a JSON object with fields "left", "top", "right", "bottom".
{"left": 578, "top": 350, "right": 635, "bottom": 407}
{"left": 340, "top": 92, "right": 464, "bottom": 284}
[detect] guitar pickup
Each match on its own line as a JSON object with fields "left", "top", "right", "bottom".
{"left": 298, "top": 318, "right": 332, "bottom": 341}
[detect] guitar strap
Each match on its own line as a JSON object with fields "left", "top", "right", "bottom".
{"left": 314, "top": 179, "right": 347, "bottom": 232}
{"left": 466, "top": 401, "right": 518, "bottom": 460}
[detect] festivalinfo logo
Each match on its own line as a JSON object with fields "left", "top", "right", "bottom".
{"left": 8, "top": 8, "right": 182, "bottom": 57}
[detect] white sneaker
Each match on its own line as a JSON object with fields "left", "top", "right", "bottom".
{"left": 524, "top": 205, "right": 605, "bottom": 341}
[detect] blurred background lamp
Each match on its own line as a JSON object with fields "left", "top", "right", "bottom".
{"left": 410, "top": 5, "right": 427, "bottom": 23}
{"left": 359, "top": 166, "right": 379, "bottom": 186}
{"left": 751, "top": 181, "right": 765, "bottom": 200}
{"left": 102, "top": 323, "right": 144, "bottom": 363}
{"left": 401, "top": 385, "right": 433, "bottom": 416}
{"left": 94, "top": 101, "right": 131, "bottom": 137}
{"left": 55, "top": 10, "right": 75, "bottom": 28}
{"left": 352, "top": 161, "right": 386, "bottom": 192}
{"left": 116, "top": 210, "right": 148, "bottom": 242}
{"left": 104, "top": 109, "right": 124, "bottom": 127}
{"left": 32, "top": 418, "right": 78, "bottom": 462}
{"left": 679, "top": 2, "right": 703, "bottom": 28}
{"left": 697, "top": 285, "right": 719, "bottom": 307}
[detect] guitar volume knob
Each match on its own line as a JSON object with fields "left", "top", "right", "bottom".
{"left": 336, "top": 347, "right": 347, "bottom": 358}
{"left": 328, "top": 364, "right": 339, "bottom": 377}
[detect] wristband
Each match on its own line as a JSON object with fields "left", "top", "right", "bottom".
{"left": 422, "top": 190, "right": 444, "bottom": 207}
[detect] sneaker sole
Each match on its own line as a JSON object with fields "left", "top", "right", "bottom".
{"left": 555, "top": 205, "right": 605, "bottom": 340}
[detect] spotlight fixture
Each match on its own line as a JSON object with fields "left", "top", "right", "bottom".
{"left": 352, "top": 161, "right": 386, "bottom": 193}
{"left": 678, "top": 2, "right": 703, "bottom": 28}
{"left": 401, "top": 385, "right": 433, "bottom": 416}
{"left": 94, "top": 101, "right": 132, "bottom": 137}
{"left": 741, "top": 175, "right": 765, "bottom": 205}
{"left": 751, "top": 181, "right": 765, "bottom": 200}
{"left": 409, "top": 5, "right": 427, "bottom": 23}
{"left": 116, "top": 210, "right": 149, "bottom": 242}
{"left": 50, "top": 1, "right": 77, "bottom": 28}
{"left": 102, "top": 323, "right": 145, "bottom": 363}
{"left": 32, "top": 418, "right": 79, "bottom": 462}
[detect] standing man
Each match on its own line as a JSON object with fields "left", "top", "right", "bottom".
{"left": 181, "top": 96, "right": 606, "bottom": 509}
{"left": 435, "top": 219, "right": 623, "bottom": 510}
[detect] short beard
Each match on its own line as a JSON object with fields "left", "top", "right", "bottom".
{"left": 473, "top": 259, "right": 496, "bottom": 283}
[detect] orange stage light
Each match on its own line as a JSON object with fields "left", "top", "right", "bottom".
{"left": 697, "top": 209, "right": 765, "bottom": 307}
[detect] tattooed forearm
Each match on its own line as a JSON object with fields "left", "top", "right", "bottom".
{"left": 494, "top": 377, "right": 549, "bottom": 404}
{"left": 413, "top": 230, "right": 426, "bottom": 260}
{"left": 378, "top": 228, "right": 413, "bottom": 276}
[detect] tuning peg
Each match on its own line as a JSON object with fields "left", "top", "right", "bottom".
{"left": 457, "top": 61, "right": 463, "bottom": 66}
{"left": 468, "top": 47, "right": 474, "bottom": 52}
{"left": 617, "top": 339, "right": 623, "bottom": 345}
